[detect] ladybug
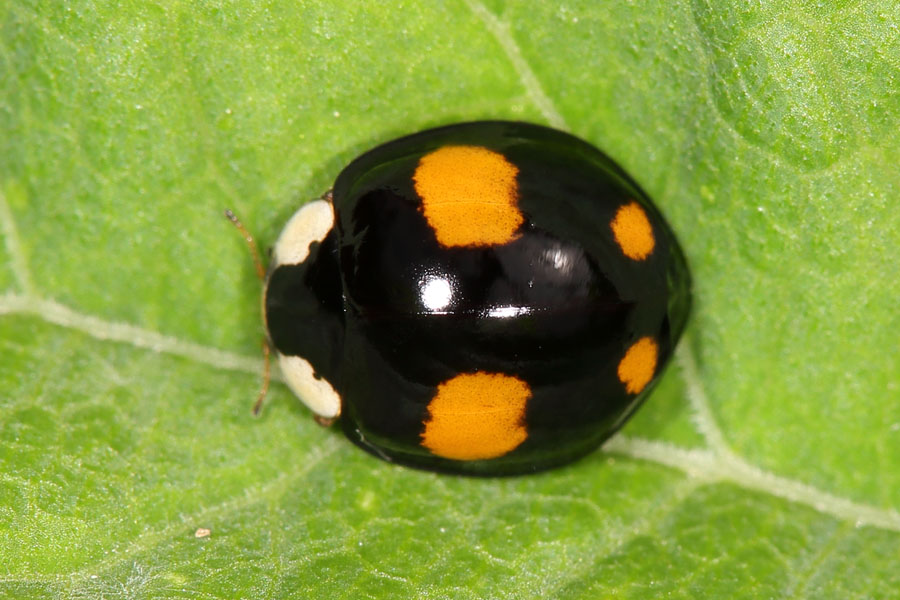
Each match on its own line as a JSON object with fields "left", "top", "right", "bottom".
{"left": 262, "top": 121, "right": 690, "bottom": 475}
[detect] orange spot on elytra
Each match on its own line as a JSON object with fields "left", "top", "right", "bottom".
{"left": 611, "top": 201, "right": 655, "bottom": 260}
{"left": 420, "top": 372, "right": 530, "bottom": 461}
{"left": 617, "top": 337, "right": 658, "bottom": 394}
{"left": 413, "top": 145, "right": 523, "bottom": 247}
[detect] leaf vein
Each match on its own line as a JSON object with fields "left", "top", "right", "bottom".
{"left": 3, "top": 296, "right": 899, "bottom": 535}
{"left": 675, "top": 340, "right": 733, "bottom": 454}
{"left": 0, "top": 293, "right": 272, "bottom": 380}
{"left": 0, "top": 188, "right": 36, "bottom": 296}
{"left": 606, "top": 435, "right": 900, "bottom": 532}
{"left": 462, "top": 0, "right": 567, "bottom": 130}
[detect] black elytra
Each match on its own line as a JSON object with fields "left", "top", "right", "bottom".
{"left": 263, "top": 121, "right": 691, "bottom": 476}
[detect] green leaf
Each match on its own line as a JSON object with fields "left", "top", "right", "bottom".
{"left": 2, "top": 0, "right": 899, "bottom": 598}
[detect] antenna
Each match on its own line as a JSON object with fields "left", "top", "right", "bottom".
{"left": 224, "top": 209, "right": 265, "bottom": 280}
{"left": 224, "top": 209, "right": 271, "bottom": 415}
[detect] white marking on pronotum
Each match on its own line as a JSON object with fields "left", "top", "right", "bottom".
{"left": 4, "top": 293, "right": 900, "bottom": 533}
{"left": 272, "top": 199, "right": 335, "bottom": 266}
{"left": 267, "top": 198, "right": 341, "bottom": 418}
{"left": 278, "top": 354, "right": 342, "bottom": 419}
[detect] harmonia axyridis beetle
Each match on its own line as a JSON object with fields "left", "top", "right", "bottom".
{"left": 260, "top": 121, "right": 690, "bottom": 475}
